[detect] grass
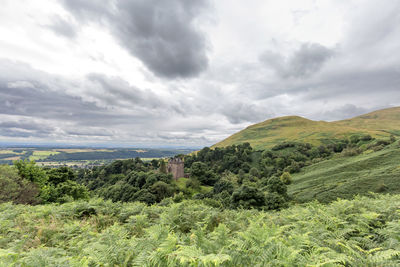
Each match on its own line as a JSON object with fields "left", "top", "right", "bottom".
{"left": 54, "top": 148, "right": 115, "bottom": 153}
{"left": 0, "top": 150, "right": 17, "bottom": 154}
{"left": 289, "top": 142, "right": 400, "bottom": 203}
{"left": 2, "top": 156, "right": 21, "bottom": 161}
{"left": 29, "top": 151, "right": 60, "bottom": 161}
{"left": 173, "top": 177, "right": 213, "bottom": 194}
{"left": 213, "top": 107, "right": 400, "bottom": 150}
{"left": 0, "top": 150, "right": 25, "bottom": 155}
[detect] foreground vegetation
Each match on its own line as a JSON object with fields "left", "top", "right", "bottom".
{"left": 1, "top": 194, "right": 399, "bottom": 266}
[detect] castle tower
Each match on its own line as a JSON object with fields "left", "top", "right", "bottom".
{"left": 167, "top": 158, "right": 184, "bottom": 180}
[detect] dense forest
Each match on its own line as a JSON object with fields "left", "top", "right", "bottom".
{"left": 2, "top": 133, "right": 396, "bottom": 209}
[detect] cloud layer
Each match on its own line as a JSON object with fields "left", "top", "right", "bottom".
{"left": 0, "top": 0, "right": 399, "bottom": 146}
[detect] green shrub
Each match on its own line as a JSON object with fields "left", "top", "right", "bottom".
{"left": 280, "top": 172, "right": 292, "bottom": 185}
{"left": 0, "top": 165, "right": 40, "bottom": 204}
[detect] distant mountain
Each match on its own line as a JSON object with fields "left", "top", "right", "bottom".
{"left": 213, "top": 107, "right": 400, "bottom": 150}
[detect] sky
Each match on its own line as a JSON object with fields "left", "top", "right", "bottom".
{"left": 0, "top": 0, "right": 399, "bottom": 147}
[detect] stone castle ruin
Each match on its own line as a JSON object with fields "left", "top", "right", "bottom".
{"left": 167, "top": 157, "right": 184, "bottom": 180}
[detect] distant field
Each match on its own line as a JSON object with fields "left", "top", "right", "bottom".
{"left": 2, "top": 156, "right": 21, "bottom": 161}
{"left": 53, "top": 148, "right": 115, "bottom": 153}
{"left": 0, "top": 149, "right": 25, "bottom": 155}
{"left": 289, "top": 142, "right": 400, "bottom": 203}
{"left": 0, "top": 150, "right": 16, "bottom": 154}
{"left": 0, "top": 147, "right": 195, "bottom": 166}
{"left": 29, "top": 151, "right": 60, "bottom": 161}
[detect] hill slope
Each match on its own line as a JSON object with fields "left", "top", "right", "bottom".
{"left": 213, "top": 107, "right": 400, "bottom": 150}
{"left": 289, "top": 142, "right": 400, "bottom": 203}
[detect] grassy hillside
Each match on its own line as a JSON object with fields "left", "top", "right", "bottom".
{"left": 214, "top": 107, "right": 400, "bottom": 150}
{"left": 1, "top": 195, "right": 400, "bottom": 266}
{"left": 289, "top": 142, "right": 400, "bottom": 203}
{"left": 336, "top": 106, "right": 400, "bottom": 136}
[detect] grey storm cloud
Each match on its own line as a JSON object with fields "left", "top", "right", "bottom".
{"left": 0, "top": 128, "right": 39, "bottom": 138}
{"left": 86, "top": 74, "right": 166, "bottom": 110}
{"left": 0, "top": 59, "right": 172, "bottom": 128}
{"left": 260, "top": 43, "right": 334, "bottom": 78}
{"left": 0, "top": 80, "right": 116, "bottom": 125}
{"left": 0, "top": 120, "right": 54, "bottom": 132}
{"left": 0, "top": 120, "right": 55, "bottom": 138}
{"left": 59, "top": 0, "right": 210, "bottom": 78}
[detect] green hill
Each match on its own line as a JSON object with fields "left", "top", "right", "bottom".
{"left": 289, "top": 142, "right": 400, "bottom": 203}
{"left": 213, "top": 107, "right": 400, "bottom": 150}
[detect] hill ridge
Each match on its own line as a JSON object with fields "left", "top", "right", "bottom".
{"left": 213, "top": 106, "right": 400, "bottom": 150}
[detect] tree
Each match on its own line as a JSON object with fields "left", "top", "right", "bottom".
{"left": 133, "top": 189, "right": 156, "bottom": 204}
{"left": 46, "top": 167, "right": 76, "bottom": 185}
{"left": 151, "top": 159, "right": 160, "bottom": 169}
{"left": 159, "top": 160, "right": 167, "bottom": 174}
{"left": 0, "top": 165, "right": 39, "bottom": 204}
{"left": 280, "top": 172, "right": 292, "bottom": 185}
{"left": 249, "top": 167, "right": 260, "bottom": 178}
{"left": 13, "top": 160, "right": 48, "bottom": 187}
{"left": 264, "top": 176, "right": 288, "bottom": 196}
{"left": 150, "top": 181, "right": 174, "bottom": 202}
{"left": 231, "top": 185, "right": 265, "bottom": 209}
{"left": 213, "top": 179, "right": 235, "bottom": 194}
{"left": 190, "top": 162, "right": 207, "bottom": 177}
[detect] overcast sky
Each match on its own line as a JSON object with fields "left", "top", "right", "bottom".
{"left": 0, "top": 0, "right": 399, "bottom": 147}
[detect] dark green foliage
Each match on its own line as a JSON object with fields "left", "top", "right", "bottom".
{"left": 190, "top": 162, "right": 219, "bottom": 186}
{"left": 12, "top": 160, "right": 89, "bottom": 204}
{"left": 280, "top": 171, "right": 292, "bottom": 185}
{"left": 159, "top": 160, "right": 167, "bottom": 173}
{"left": 0, "top": 165, "right": 40, "bottom": 204}
{"left": 46, "top": 166, "right": 76, "bottom": 185}
{"left": 133, "top": 189, "right": 157, "bottom": 204}
{"left": 183, "top": 143, "right": 290, "bottom": 210}
{"left": 185, "top": 143, "right": 253, "bottom": 174}
{"left": 249, "top": 167, "right": 260, "bottom": 178}
{"left": 49, "top": 180, "right": 89, "bottom": 203}
{"left": 213, "top": 179, "right": 235, "bottom": 194}
{"left": 79, "top": 158, "right": 176, "bottom": 204}
{"left": 150, "top": 181, "right": 174, "bottom": 202}
{"left": 231, "top": 185, "right": 265, "bottom": 209}
{"left": 14, "top": 160, "right": 48, "bottom": 187}
{"left": 264, "top": 176, "right": 287, "bottom": 196}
